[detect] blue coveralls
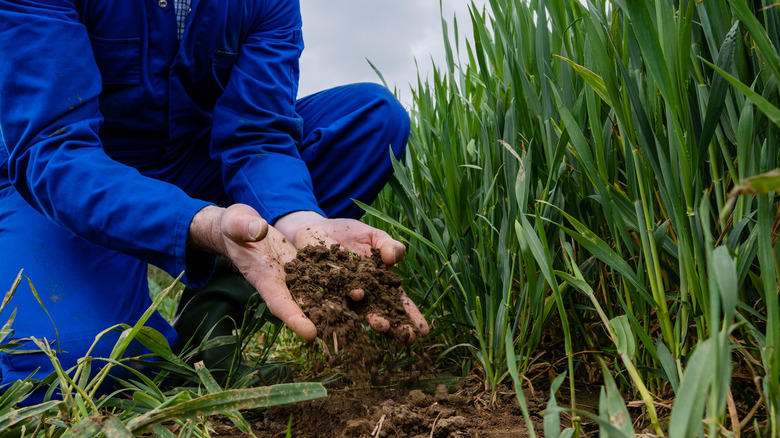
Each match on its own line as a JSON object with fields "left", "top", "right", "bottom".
{"left": 0, "top": 0, "right": 409, "bottom": 402}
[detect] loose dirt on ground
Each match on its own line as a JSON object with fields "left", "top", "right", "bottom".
{"left": 210, "top": 376, "right": 543, "bottom": 437}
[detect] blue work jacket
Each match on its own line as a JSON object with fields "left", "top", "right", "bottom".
{"left": 0, "top": 0, "right": 323, "bottom": 287}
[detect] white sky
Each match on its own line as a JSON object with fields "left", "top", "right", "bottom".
{"left": 298, "top": 0, "right": 490, "bottom": 108}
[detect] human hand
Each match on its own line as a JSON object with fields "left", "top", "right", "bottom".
{"left": 275, "top": 211, "right": 429, "bottom": 343}
{"left": 275, "top": 211, "right": 405, "bottom": 264}
{"left": 366, "top": 287, "right": 430, "bottom": 345}
{"left": 189, "top": 205, "right": 317, "bottom": 341}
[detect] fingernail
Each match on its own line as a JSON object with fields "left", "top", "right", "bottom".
{"left": 248, "top": 220, "right": 263, "bottom": 240}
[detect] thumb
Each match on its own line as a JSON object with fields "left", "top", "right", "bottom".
{"left": 372, "top": 229, "right": 405, "bottom": 265}
{"left": 220, "top": 204, "right": 269, "bottom": 243}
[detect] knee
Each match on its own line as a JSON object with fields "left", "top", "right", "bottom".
{"left": 353, "top": 83, "right": 410, "bottom": 160}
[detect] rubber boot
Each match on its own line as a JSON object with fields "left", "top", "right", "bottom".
{"left": 172, "top": 257, "right": 259, "bottom": 384}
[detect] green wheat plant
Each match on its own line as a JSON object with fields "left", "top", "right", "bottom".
{"left": 0, "top": 271, "right": 326, "bottom": 437}
{"left": 367, "top": 0, "right": 780, "bottom": 435}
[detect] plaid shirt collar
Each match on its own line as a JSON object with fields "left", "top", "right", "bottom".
{"left": 175, "top": 0, "right": 191, "bottom": 40}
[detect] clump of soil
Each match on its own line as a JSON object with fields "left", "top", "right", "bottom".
{"left": 284, "top": 244, "right": 418, "bottom": 380}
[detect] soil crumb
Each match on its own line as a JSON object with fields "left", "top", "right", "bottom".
{"left": 284, "top": 244, "right": 418, "bottom": 381}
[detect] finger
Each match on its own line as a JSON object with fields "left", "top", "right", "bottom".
{"left": 371, "top": 229, "right": 405, "bottom": 265}
{"left": 400, "top": 289, "right": 429, "bottom": 336}
{"left": 258, "top": 281, "right": 317, "bottom": 341}
{"left": 340, "top": 223, "right": 405, "bottom": 263}
{"left": 221, "top": 205, "right": 268, "bottom": 243}
{"left": 272, "top": 298, "right": 317, "bottom": 341}
{"left": 391, "top": 324, "right": 416, "bottom": 345}
{"left": 347, "top": 288, "right": 364, "bottom": 301}
{"left": 379, "top": 240, "right": 406, "bottom": 265}
{"left": 365, "top": 313, "right": 390, "bottom": 332}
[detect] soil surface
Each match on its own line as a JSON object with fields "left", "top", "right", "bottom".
{"left": 209, "top": 376, "right": 543, "bottom": 437}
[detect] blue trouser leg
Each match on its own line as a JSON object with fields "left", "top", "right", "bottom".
{"left": 295, "top": 82, "right": 410, "bottom": 218}
{"left": 0, "top": 186, "right": 177, "bottom": 405}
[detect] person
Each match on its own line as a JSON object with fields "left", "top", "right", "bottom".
{"left": 0, "top": 0, "right": 429, "bottom": 404}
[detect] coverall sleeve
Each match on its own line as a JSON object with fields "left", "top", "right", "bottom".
{"left": 210, "top": 0, "right": 325, "bottom": 224}
{"left": 0, "top": 0, "right": 215, "bottom": 287}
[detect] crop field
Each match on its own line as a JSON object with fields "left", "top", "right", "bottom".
{"left": 369, "top": 0, "right": 780, "bottom": 435}
{"left": 2, "top": 0, "right": 780, "bottom": 436}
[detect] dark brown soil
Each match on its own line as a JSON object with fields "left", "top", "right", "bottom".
{"left": 284, "top": 244, "right": 419, "bottom": 381}
{"left": 209, "top": 376, "right": 544, "bottom": 437}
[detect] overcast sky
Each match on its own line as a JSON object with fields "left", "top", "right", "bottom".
{"left": 298, "top": 1, "right": 489, "bottom": 108}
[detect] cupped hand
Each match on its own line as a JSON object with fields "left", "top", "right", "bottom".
{"left": 275, "top": 211, "right": 430, "bottom": 343}
{"left": 189, "top": 204, "right": 317, "bottom": 341}
{"left": 275, "top": 211, "right": 405, "bottom": 265}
